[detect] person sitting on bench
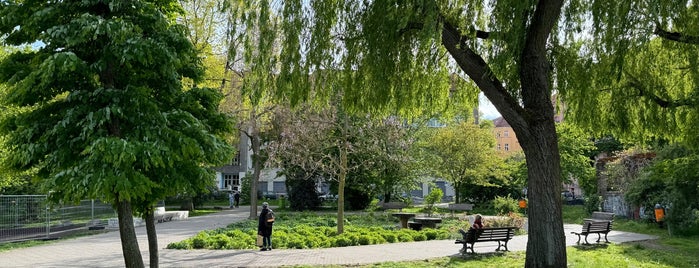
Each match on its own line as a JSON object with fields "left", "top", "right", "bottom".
{"left": 472, "top": 214, "right": 484, "bottom": 229}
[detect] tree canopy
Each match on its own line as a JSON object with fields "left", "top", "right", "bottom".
{"left": 0, "top": 1, "right": 232, "bottom": 266}
{"left": 560, "top": 1, "right": 699, "bottom": 148}
{"left": 418, "top": 121, "right": 501, "bottom": 203}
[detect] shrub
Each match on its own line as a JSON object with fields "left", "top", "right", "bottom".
{"left": 411, "top": 232, "right": 427, "bottom": 241}
{"left": 423, "top": 188, "right": 443, "bottom": 216}
{"left": 167, "top": 212, "right": 464, "bottom": 250}
{"left": 166, "top": 241, "right": 191, "bottom": 249}
{"left": 191, "top": 237, "right": 207, "bottom": 249}
{"left": 382, "top": 233, "right": 397, "bottom": 243}
{"left": 357, "top": 235, "right": 372, "bottom": 245}
{"left": 423, "top": 229, "right": 439, "bottom": 240}
{"left": 492, "top": 195, "right": 519, "bottom": 215}
{"left": 334, "top": 235, "right": 354, "bottom": 247}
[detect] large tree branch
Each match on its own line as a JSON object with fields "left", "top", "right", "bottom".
{"left": 403, "top": 21, "right": 495, "bottom": 40}
{"left": 625, "top": 71, "right": 698, "bottom": 108}
{"left": 519, "top": 0, "right": 564, "bottom": 125}
{"left": 440, "top": 19, "right": 527, "bottom": 130}
{"left": 654, "top": 26, "right": 699, "bottom": 45}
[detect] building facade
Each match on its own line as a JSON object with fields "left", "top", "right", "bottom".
{"left": 493, "top": 117, "right": 522, "bottom": 155}
{"left": 214, "top": 131, "right": 287, "bottom": 196}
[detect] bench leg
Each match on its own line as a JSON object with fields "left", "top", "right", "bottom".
{"left": 571, "top": 233, "right": 581, "bottom": 244}
{"left": 584, "top": 234, "right": 590, "bottom": 244}
{"left": 603, "top": 232, "right": 610, "bottom": 243}
{"left": 596, "top": 233, "right": 601, "bottom": 243}
{"left": 495, "top": 241, "right": 509, "bottom": 251}
{"left": 466, "top": 243, "right": 475, "bottom": 254}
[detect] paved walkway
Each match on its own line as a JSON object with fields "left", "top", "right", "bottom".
{"left": 1, "top": 207, "right": 658, "bottom": 267}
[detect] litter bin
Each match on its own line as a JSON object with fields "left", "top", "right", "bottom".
{"left": 654, "top": 203, "right": 665, "bottom": 228}
{"left": 518, "top": 198, "right": 527, "bottom": 215}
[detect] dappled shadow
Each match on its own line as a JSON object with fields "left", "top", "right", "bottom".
{"left": 451, "top": 250, "right": 508, "bottom": 261}
{"left": 572, "top": 243, "right": 610, "bottom": 251}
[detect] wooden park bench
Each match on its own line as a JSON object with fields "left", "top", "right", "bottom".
{"left": 571, "top": 219, "right": 613, "bottom": 244}
{"left": 447, "top": 203, "right": 474, "bottom": 217}
{"left": 455, "top": 227, "right": 516, "bottom": 254}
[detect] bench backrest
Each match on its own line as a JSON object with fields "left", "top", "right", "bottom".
{"left": 448, "top": 203, "right": 474, "bottom": 211}
{"left": 381, "top": 202, "right": 407, "bottom": 210}
{"left": 583, "top": 221, "right": 612, "bottom": 232}
{"left": 463, "top": 227, "right": 515, "bottom": 242}
{"left": 591, "top": 212, "right": 615, "bottom": 221}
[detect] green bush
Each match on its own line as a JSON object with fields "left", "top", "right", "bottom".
{"left": 167, "top": 212, "right": 462, "bottom": 250}
{"left": 191, "top": 237, "right": 207, "bottom": 249}
{"left": 492, "top": 195, "right": 519, "bottom": 215}
{"left": 423, "top": 188, "right": 443, "bottom": 216}
{"left": 334, "top": 236, "right": 353, "bottom": 247}
{"left": 423, "top": 229, "right": 439, "bottom": 240}
{"left": 382, "top": 233, "right": 397, "bottom": 243}
{"left": 411, "top": 232, "right": 427, "bottom": 241}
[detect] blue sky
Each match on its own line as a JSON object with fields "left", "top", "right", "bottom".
{"left": 479, "top": 92, "right": 501, "bottom": 120}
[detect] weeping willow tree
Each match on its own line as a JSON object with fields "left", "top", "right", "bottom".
{"left": 558, "top": 1, "right": 699, "bottom": 237}
{"left": 231, "top": 0, "right": 580, "bottom": 266}
{"left": 560, "top": 1, "right": 699, "bottom": 146}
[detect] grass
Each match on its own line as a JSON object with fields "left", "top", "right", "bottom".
{"left": 287, "top": 205, "right": 698, "bottom": 268}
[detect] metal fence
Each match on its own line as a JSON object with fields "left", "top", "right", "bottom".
{"left": 0, "top": 195, "right": 116, "bottom": 243}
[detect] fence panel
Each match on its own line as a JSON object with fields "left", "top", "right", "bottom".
{"left": 0, "top": 195, "right": 49, "bottom": 242}
{"left": 0, "top": 196, "right": 116, "bottom": 243}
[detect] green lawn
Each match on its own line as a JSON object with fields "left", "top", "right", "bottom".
{"left": 294, "top": 205, "right": 699, "bottom": 268}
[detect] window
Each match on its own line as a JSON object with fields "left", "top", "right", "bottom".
{"left": 496, "top": 132, "right": 501, "bottom": 138}
{"left": 427, "top": 118, "right": 445, "bottom": 128}
{"left": 231, "top": 151, "right": 240, "bottom": 166}
{"left": 504, "top": 130, "right": 509, "bottom": 137}
{"left": 505, "top": 144, "right": 510, "bottom": 151}
{"left": 497, "top": 144, "right": 501, "bottom": 150}
{"left": 223, "top": 174, "right": 240, "bottom": 190}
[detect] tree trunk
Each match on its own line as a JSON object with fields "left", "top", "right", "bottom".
{"left": 249, "top": 125, "right": 262, "bottom": 220}
{"left": 116, "top": 200, "right": 144, "bottom": 268}
{"left": 454, "top": 182, "right": 462, "bottom": 203}
{"left": 250, "top": 133, "right": 261, "bottom": 219}
{"left": 145, "top": 208, "right": 158, "bottom": 268}
{"left": 337, "top": 143, "right": 347, "bottom": 234}
{"left": 518, "top": 1, "right": 567, "bottom": 266}
{"left": 518, "top": 121, "right": 566, "bottom": 267}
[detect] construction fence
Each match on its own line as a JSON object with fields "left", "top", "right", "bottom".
{"left": 0, "top": 195, "right": 116, "bottom": 243}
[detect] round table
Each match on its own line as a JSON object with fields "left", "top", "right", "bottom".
{"left": 391, "top": 212, "right": 416, "bottom": 228}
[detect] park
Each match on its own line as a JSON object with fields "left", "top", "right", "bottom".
{"left": 1, "top": 1, "right": 698, "bottom": 268}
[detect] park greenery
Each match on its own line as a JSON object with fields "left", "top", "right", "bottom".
{"left": 1, "top": 0, "right": 699, "bottom": 267}
{"left": 0, "top": 1, "right": 233, "bottom": 267}
{"left": 166, "top": 209, "right": 527, "bottom": 251}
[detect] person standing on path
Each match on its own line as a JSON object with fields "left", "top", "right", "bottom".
{"left": 234, "top": 191, "right": 240, "bottom": 208}
{"left": 228, "top": 191, "right": 235, "bottom": 209}
{"left": 258, "top": 202, "right": 274, "bottom": 251}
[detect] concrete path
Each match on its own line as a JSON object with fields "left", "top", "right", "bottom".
{"left": 0, "top": 207, "right": 658, "bottom": 267}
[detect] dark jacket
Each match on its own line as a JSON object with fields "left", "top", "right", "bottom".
{"left": 258, "top": 208, "right": 273, "bottom": 237}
